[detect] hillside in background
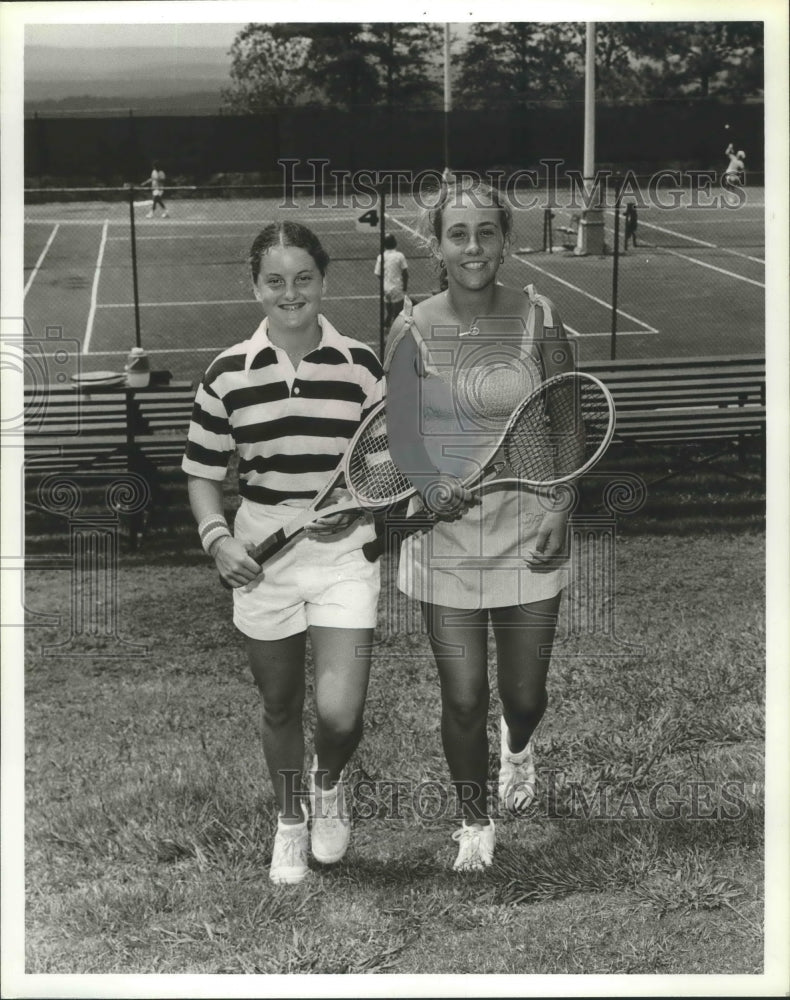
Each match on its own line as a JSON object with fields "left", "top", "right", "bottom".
{"left": 25, "top": 45, "right": 232, "bottom": 113}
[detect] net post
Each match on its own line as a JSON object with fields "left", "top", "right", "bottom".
{"left": 610, "top": 174, "right": 623, "bottom": 361}
{"left": 127, "top": 183, "right": 142, "bottom": 350}
{"left": 544, "top": 208, "right": 554, "bottom": 253}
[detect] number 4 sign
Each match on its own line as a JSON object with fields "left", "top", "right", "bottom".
{"left": 355, "top": 208, "right": 379, "bottom": 233}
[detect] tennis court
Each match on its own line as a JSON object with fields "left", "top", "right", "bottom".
{"left": 23, "top": 183, "right": 765, "bottom": 385}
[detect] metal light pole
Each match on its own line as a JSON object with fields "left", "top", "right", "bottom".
{"left": 575, "top": 23, "right": 605, "bottom": 256}
{"left": 610, "top": 177, "right": 623, "bottom": 360}
{"left": 379, "top": 184, "right": 386, "bottom": 358}
{"left": 443, "top": 23, "right": 451, "bottom": 173}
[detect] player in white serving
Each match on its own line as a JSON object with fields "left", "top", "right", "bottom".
{"left": 724, "top": 143, "right": 746, "bottom": 187}
{"left": 385, "top": 179, "right": 574, "bottom": 871}
{"left": 183, "top": 222, "right": 384, "bottom": 884}
{"left": 141, "top": 161, "right": 169, "bottom": 217}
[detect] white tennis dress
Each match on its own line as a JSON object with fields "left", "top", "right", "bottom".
{"left": 389, "top": 297, "right": 569, "bottom": 610}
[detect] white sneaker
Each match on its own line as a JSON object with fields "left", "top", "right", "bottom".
{"left": 269, "top": 808, "right": 309, "bottom": 884}
{"left": 499, "top": 716, "right": 537, "bottom": 813}
{"left": 162, "top": 211, "right": 169, "bottom": 218}
{"left": 452, "top": 820, "right": 495, "bottom": 871}
{"left": 308, "top": 756, "right": 350, "bottom": 864}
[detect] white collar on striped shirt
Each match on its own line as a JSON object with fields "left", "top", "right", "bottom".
{"left": 243, "top": 314, "right": 354, "bottom": 373}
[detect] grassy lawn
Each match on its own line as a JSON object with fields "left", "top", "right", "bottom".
{"left": 18, "top": 520, "right": 768, "bottom": 980}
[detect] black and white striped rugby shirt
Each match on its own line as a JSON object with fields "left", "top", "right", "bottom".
{"left": 183, "top": 316, "right": 384, "bottom": 505}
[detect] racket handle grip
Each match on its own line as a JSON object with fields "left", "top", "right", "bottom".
{"left": 362, "top": 535, "right": 384, "bottom": 562}
{"left": 249, "top": 527, "right": 288, "bottom": 565}
{"left": 217, "top": 527, "right": 289, "bottom": 588}
{"left": 362, "top": 514, "right": 435, "bottom": 562}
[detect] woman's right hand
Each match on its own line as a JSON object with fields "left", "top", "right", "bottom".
{"left": 212, "top": 537, "right": 263, "bottom": 589}
{"left": 421, "top": 474, "right": 478, "bottom": 521}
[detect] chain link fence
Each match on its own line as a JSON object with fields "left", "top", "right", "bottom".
{"left": 24, "top": 174, "right": 764, "bottom": 383}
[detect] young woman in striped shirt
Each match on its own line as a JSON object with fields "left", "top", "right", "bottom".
{"left": 183, "top": 222, "right": 384, "bottom": 884}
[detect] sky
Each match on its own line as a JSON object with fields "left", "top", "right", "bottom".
{"left": 26, "top": 22, "right": 248, "bottom": 48}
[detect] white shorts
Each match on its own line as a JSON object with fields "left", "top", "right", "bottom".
{"left": 232, "top": 499, "right": 381, "bottom": 641}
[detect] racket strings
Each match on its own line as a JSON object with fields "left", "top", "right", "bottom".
{"left": 504, "top": 379, "right": 610, "bottom": 484}
{"left": 346, "top": 413, "right": 413, "bottom": 504}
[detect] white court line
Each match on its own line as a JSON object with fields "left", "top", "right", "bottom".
{"left": 23, "top": 223, "right": 59, "bottom": 296}
{"left": 106, "top": 228, "right": 370, "bottom": 241}
{"left": 387, "top": 214, "right": 420, "bottom": 237}
{"left": 511, "top": 254, "right": 659, "bottom": 333}
{"left": 640, "top": 242, "right": 765, "bottom": 287}
{"left": 106, "top": 233, "right": 240, "bottom": 241}
{"left": 646, "top": 217, "right": 764, "bottom": 224}
{"left": 75, "top": 333, "right": 652, "bottom": 357}
{"left": 624, "top": 214, "right": 765, "bottom": 265}
{"left": 25, "top": 218, "right": 94, "bottom": 225}
{"left": 563, "top": 326, "right": 653, "bottom": 338}
{"left": 25, "top": 219, "right": 130, "bottom": 226}
{"left": 114, "top": 214, "right": 373, "bottom": 225}
{"left": 96, "top": 294, "right": 377, "bottom": 308}
{"left": 80, "top": 347, "right": 222, "bottom": 356}
{"left": 83, "top": 220, "right": 109, "bottom": 354}
{"left": 602, "top": 219, "right": 764, "bottom": 267}
{"left": 26, "top": 214, "right": 368, "bottom": 227}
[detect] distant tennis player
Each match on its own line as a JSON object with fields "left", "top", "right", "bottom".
{"left": 624, "top": 202, "right": 639, "bottom": 250}
{"left": 724, "top": 143, "right": 746, "bottom": 187}
{"left": 374, "top": 234, "right": 409, "bottom": 331}
{"left": 141, "top": 161, "right": 169, "bottom": 218}
{"left": 183, "top": 222, "right": 384, "bottom": 885}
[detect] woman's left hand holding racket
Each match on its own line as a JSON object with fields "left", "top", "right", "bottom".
{"left": 304, "top": 488, "right": 365, "bottom": 536}
{"left": 420, "top": 473, "right": 479, "bottom": 522}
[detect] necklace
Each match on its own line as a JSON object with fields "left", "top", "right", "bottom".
{"left": 445, "top": 290, "right": 481, "bottom": 337}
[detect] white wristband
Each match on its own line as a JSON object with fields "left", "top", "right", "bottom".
{"left": 207, "top": 533, "right": 232, "bottom": 558}
{"left": 198, "top": 514, "right": 231, "bottom": 556}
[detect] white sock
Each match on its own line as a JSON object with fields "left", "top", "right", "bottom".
{"left": 315, "top": 781, "right": 338, "bottom": 800}
{"left": 278, "top": 809, "right": 306, "bottom": 829}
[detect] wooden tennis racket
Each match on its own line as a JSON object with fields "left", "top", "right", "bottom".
{"left": 361, "top": 370, "right": 616, "bottom": 562}
{"left": 219, "top": 400, "right": 413, "bottom": 587}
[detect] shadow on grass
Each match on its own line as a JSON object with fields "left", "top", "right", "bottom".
{"left": 325, "top": 854, "right": 445, "bottom": 889}
{"left": 591, "top": 445, "right": 765, "bottom": 535}
{"left": 488, "top": 807, "right": 763, "bottom": 910}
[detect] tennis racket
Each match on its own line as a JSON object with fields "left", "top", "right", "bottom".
{"left": 219, "top": 400, "right": 413, "bottom": 588}
{"left": 361, "top": 370, "right": 616, "bottom": 562}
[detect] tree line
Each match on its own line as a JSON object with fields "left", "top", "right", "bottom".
{"left": 222, "top": 22, "right": 764, "bottom": 113}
